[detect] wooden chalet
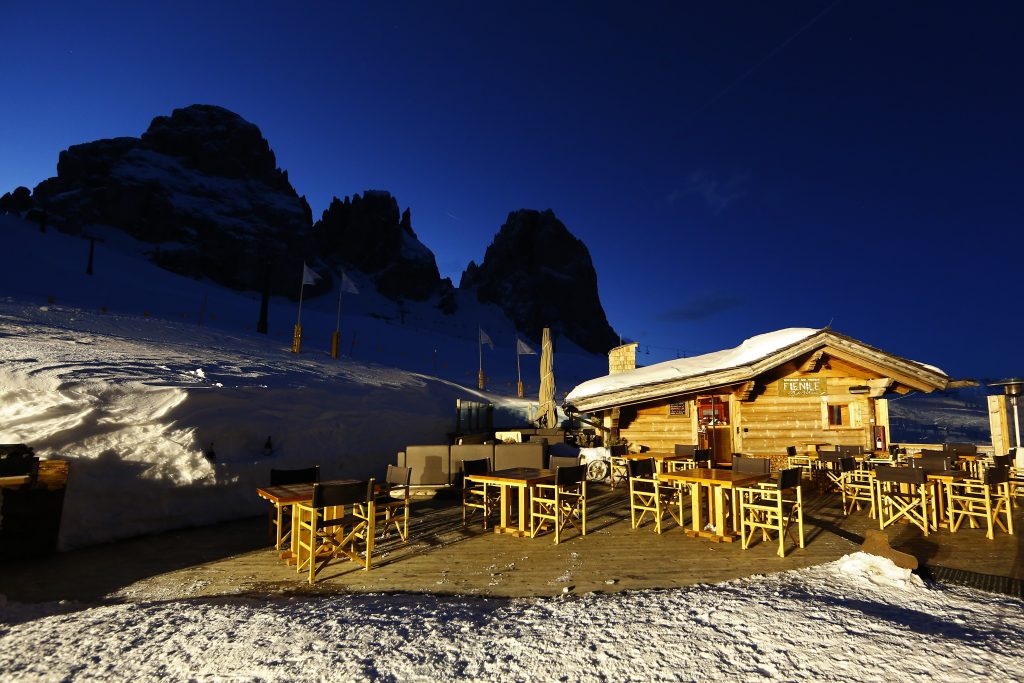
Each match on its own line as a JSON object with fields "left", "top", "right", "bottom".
{"left": 563, "top": 328, "right": 950, "bottom": 467}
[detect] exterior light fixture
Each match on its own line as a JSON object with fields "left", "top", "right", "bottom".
{"left": 848, "top": 386, "right": 870, "bottom": 395}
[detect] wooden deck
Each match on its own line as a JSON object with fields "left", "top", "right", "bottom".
{"left": 2, "top": 482, "right": 1022, "bottom": 602}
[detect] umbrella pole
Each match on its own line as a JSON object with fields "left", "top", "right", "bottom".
{"left": 478, "top": 331, "right": 485, "bottom": 390}
{"left": 516, "top": 335, "right": 523, "bottom": 397}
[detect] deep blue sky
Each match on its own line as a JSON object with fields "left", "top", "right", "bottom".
{"left": 3, "top": 2, "right": 1022, "bottom": 379}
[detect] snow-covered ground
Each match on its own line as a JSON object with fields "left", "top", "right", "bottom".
{"left": 0, "top": 214, "right": 608, "bottom": 549}
{"left": 2, "top": 214, "right": 1012, "bottom": 682}
{"left": 2, "top": 553, "right": 1021, "bottom": 681}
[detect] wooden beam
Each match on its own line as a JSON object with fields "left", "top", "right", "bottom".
{"left": 734, "top": 380, "right": 756, "bottom": 401}
{"left": 799, "top": 350, "right": 825, "bottom": 373}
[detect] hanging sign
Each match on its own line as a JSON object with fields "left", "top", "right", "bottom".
{"left": 779, "top": 378, "right": 827, "bottom": 396}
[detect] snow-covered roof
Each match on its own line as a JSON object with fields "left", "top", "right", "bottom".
{"left": 565, "top": 327, "right": 948, "bottom": 411}
{"left": 566, "top": 328, "right": 818, "bottom": 404}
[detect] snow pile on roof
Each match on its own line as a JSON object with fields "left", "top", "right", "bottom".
{"left": 2, "top": 552, "right": 1021, "bottom": 681}
{"left": 566, "top": 327, "right": 820, "bottom": 404}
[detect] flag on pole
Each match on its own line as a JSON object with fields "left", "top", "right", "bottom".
{"left": 340, "top": 271, "right": 359, "bottom": 294}
{"left": 479, "top": 327, "right": 494, "bottom": 349}
{"left": 516, "top": 338, "right": 536, "bottom": 355}
{"left": 302, "top": 262, "right": 320, "bottom": 286}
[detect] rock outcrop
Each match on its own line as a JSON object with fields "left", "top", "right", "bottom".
{"left": 313, "top": 191, "right": 448, "bottom": 303}
{"left": 460, "top": 209, "right": 618, "bottom": 354}
{"left": 0, "top": 186, "right": 32, "bottom": 214}
{"left": 30, "top": 105, "right": 315, "bottom": 296}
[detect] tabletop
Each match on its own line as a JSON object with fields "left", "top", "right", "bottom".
{"left": 0, "top": 475, "right": 31, "bottom": 489}
{"left": 256, "top": 479, "right": 359, "bottom": 505}
{"left": 621, "top": 452, "right": 685, "bottom": 461}
{"left": 659, "top": 468, "right": 770, "bottom": 488}
{"left": 465, "top": 468, "right": 555, "bottom": 486}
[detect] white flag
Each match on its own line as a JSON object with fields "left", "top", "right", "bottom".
{"left": 516, "top": 338, "right": 536, "bottom": 355}
{"left": 302, "top": 262, "right": 320, "bottom": 286}
{"left": 479, "top": 327, "right": 494, "bottom": 349}
{"left": 340, "top": 271, "right": 359, "bottom": 294}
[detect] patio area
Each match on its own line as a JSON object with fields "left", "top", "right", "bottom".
{"left": 2, "top": 481, "right": 1021, "bottom": 604}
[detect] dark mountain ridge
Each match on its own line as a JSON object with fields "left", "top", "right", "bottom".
{"left": 2, "top": 104, "right": 617, "bottom": 353}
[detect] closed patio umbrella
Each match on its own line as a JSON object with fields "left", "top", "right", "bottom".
{"left": 538, "top": 327, "right": 557, "bottom": 428}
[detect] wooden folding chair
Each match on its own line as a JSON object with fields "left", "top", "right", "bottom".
{"left": 823, "top": 456, "right": 856, "bottom": 498}
{"left": 873, "top": 466, "right": 930, "bottom": 536}
{"left": 628, "top": 458, "right": 678, "bottom": 533}
{"left": 842, "top": 468, "right": 876, "bottom": 517}
{"left": 461, "top": 458, "right": 498, "bottom": 528}
{"left": 609, "top": 455, "right": 630, "bottom": 489}
{"left": 375, "top": 465, "right": 412, "bottom": 541}
{"left": 294, "top": 479, "right": 375, "bottom": 583}
{"left": 531, "top": 464, "right": 587, "bottom": 543}
{"left": 737, "top": 467, "right": 804, "bottom": 558}
{"left": 947, "top": 466, "right": 1014, "bottom": 540}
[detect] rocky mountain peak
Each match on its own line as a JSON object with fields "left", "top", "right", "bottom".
{"left": 313, "top": 190, "right": 446, "bottom": 302}
{"left": 460, "top": 209, "right": 618, "bottom": 354}
{"left": 139, "top": 104, "right": 288, "bottom": 189}
{"left": 29, "top": 104, "right": 313, "bottom": 297}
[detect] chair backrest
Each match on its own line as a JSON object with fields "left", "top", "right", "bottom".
{"left": 386, "top": 464, "right": 412, "bottom": 488}
{"left": 461, "top": 458, "right": 490, "bottom": 477}
{"left": 991, "top": 454, "right": 1011, "bottom": 469}
{"left": 832, "top": 456, "right": 856, "bottom": 473}
{"left": 628, "top": 458, "right": 655, "bottom": 478}
{"left": 312, "top": 479, "right": 373, "bottom": 508}
{"left": 875, "top": 466, "right": 926, "bottom": 485}
{"left": 733, "top": 456, "right": 770, "bottom": 474}
{"left": 818, "top": 452, "right": 842, "bottom": 465}
{"left": 776, "top": 467, "right": 801, "bottom": 490}
{"left": 888, "top": 444, "right": 901, "bottom": 457}
{"left": 674, "top": 444, "right": 697, "bottom": 457}
{"left": 945, "top": 442, "right": 977, "bottom": 458}
{"left": 836, "top": 444, "right": 864, "bottom": 457}
{"left": 984, "top": 465, "right": 1009, "bottom": 485}
{"left": 785, "top": 445, "right": 798, "bottom": 458}
{"left": 915, "top": 452, "right": 952, "bottom": 473}
{"left": 555, "top": 464, "right": 587, "bottom": 486}
{"left": 270, "top": 465, "right": 320, "bottom": 486}
{"left": 693, "top": 449, "right": 712, "bottom": 464}
{"left": 549, "top": 455, "right": 581, "bottom": 470}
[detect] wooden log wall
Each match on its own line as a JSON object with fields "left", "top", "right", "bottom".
{"left": 610, "top": 355, "right": 888, "bottom": 469}
{"left": 616, "top": 401, "right": 695, "bottom": 453}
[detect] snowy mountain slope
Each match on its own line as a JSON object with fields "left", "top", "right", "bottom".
{"left": 0, "top": 214, "right": 608, "bottom": 549}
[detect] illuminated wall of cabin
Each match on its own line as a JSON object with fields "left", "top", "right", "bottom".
{"left": 611, "top": 354, "right": 889, "bottom": 467}
{"left": 615, "top": 399, "right": 697, "bottom": 454}
{"left": 734, "top": 358, "right": 879, "bottom": 465}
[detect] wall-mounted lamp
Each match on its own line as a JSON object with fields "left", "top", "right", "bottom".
{"left": 848, "top": 385, "right": 870, "bottom": 395}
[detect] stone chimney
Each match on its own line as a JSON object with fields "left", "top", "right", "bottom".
{"left": 608, "top": 343, "right": 639, "bottom": 374}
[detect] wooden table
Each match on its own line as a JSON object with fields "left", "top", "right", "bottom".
{"left": 256, "top": 479, "right": 357, "bottom": 556}
{"left": 621, "top": 452, "right": 689, "bottom": 473}
{"left": 659, "top": 468, "right": 770, "bottom": 542}
{"left": 464, "top": 468, "right": 554, "bottom": 537}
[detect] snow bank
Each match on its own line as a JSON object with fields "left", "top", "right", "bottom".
{"left": 0, "top": 301, "right": 525, "bottom": 549}
{"left": 1, "top": 553, "right": 1020, "bottom": 681}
